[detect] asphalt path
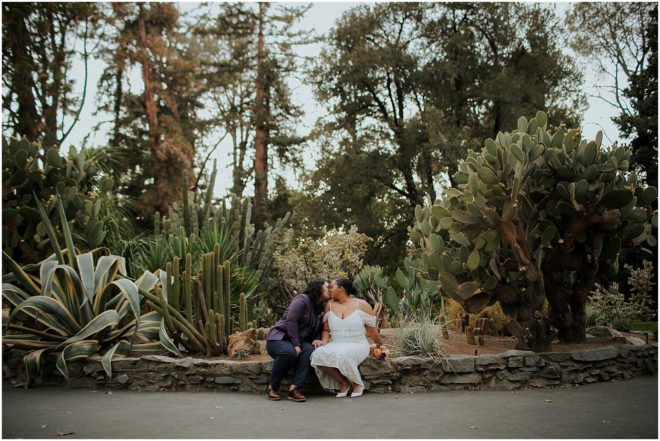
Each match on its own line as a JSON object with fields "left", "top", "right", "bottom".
{"left": 2, "top": 376, "right": 657, "bottom": 439}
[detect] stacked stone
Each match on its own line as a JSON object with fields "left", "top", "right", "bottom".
{"left": 3, "top": 344, "right": 657, "bottom": 393}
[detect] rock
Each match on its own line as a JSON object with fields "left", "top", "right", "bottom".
{"left": 111, "top": 358, "right": 139, "bottom": 369}
{"left": 542, "top": 352, "right": 572, "bottom": 362}
{"left": 625, "top": 336, "right": 646, "bottom": 346}
{"left": 497, "top": 380, "right": 521, "bottom": 391}
{"left": 440, "top": 373, "right": 482, "bottom": 384}
{"left": 599, "top": 371, "right": 610, "bottom": 381}
{"left": 230, "top": 361, "right": 261, "bottom": 376}
{"left": 261, "top": 360, "right": 274, "bottom": 374}
{"left": 476, "top": 354, "right": 506, "bottom": 371}
{"left": 360, "top": 358, "right": 394, "bottom": 377}
{"left": 394, "top": 356, "right": 427, "bottom": 370}
{"left": 584, "top": 376, "right": 597, "bottom": 383}
{"left": 83, "top": 363, "right": 98, "bottom": 375}
{"left": 572, "top": 347, "right": 618, "bottom": 362}
{"left": 502, "top": 349, "right": 534, "bottom": 358}
{"left": 524, "top": 355, "right": 540, "bottom": 367}
{"left": 442, "top": 355, "right": 476, "bottom": 373}
{"left": 508, "top": 357, "right": 524, "bottom": 368}
{"left": 142, "top": 355, "right": 175, "bottom": 363}
{"left": 586, "top": 326, "right": 621, "bottom": 338}
{"left": 643, "top": 359, "right": 656, "bottom": 374}
{"left": 496, "top": 370, "right": 532, "bottom": 382}
{"left": 538, "top": 363, "right": 561, "bottom": 379}
{"left": 186, "top": 376, "right": 203, "bottom": 384}
{"left": 214, "top": 376, "right": 241, "bottom": 384}
{"left": 116, "top": 373, "right": 130, "bottom": 384}
{"left": 227, "top": 329, "right": 260, "bottom": 358}
{"left": 175, "top": 357, "right": 194, "bottom": 369}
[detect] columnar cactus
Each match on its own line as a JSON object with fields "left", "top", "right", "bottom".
{"left": 409, "top": 111, "right": 656, "bottom": 351}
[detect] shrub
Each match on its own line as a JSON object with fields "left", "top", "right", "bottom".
{"left": 274, "top": 225, "right": 370, "bottom": 297}
{"left": 389, "top": 315, "right": 447, "bottom": 363}
{"left": 624, "top": 260, "right": 656, "bottom": 320}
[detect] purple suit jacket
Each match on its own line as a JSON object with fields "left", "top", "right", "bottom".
{"left": 266, "top": 294, "right": 323, "bottom": 346}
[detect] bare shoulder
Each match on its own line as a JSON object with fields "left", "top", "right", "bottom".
{"left": 357, "top": 299, "right": 374, "bottom": 314}
{"left": 323, "top": 301, "right": 332, "bottom": 313}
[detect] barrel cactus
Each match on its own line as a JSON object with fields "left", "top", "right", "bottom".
{"left": 409, "top": 111, "right": 656, "bottom": 351}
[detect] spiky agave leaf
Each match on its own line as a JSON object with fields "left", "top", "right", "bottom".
{"left": 55, "top": 340, "right": 98, "bottom": 379}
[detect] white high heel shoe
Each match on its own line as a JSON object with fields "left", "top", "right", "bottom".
{"left": 350, "top": 384, "right": 364, "bottom": 398}
{"left": 336, "top": 383, "right": 351, "bottom": 398}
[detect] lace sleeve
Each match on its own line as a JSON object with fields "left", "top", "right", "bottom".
{"left": 358, "top": 309, "right": 376, "bottom": 327}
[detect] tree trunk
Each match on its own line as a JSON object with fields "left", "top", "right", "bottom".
{"left": 253, "top": 2, "right": 268, "bottom": 230}
{"left": 544, "top": 274, "right": 587, "bottom": 343}
{"left": 138, "top": 4, "right": 165, "bottom": 214}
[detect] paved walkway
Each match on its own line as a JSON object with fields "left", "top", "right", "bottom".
{"left": 2, "top": 376, "right": 657, "bottom": 439}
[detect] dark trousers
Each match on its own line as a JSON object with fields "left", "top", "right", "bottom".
{"left": 266, "top": 340, "right": 314, "bottom": 390}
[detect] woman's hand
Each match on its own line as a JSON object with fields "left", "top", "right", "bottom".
{"left": 295, "top": 346, "right": 302, "bottom": 356}
{"left": 312, "top": 340, "right": 324, "bottom": 348}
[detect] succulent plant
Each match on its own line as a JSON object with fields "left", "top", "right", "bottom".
{"left": 2, "top": 137, "right": 114, "bottom": 264}
{"left": 409, "top": 111, "right": 656, "bottom": 351}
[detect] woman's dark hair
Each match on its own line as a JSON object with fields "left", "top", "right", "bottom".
{"left": 303, "top": 278, "right": 326, "bottom": 313}
{"left": 334, "top": 277, "right": 357, "bottom": 296}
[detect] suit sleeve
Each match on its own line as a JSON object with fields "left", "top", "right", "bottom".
{"left": 283, "top": 296, "right": 305, "bottom": 346}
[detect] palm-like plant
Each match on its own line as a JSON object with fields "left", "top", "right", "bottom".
{"left": 2, "top": 193, "right": 178, "bottom": 387}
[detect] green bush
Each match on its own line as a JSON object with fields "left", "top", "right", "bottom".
{"left": 389, "top": 315, "right": 447, "bottom": 363}
{"left": 2, "top": 137, "right": 115, "bottom": 264}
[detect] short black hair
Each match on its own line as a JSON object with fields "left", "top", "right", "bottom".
{"left": 334, "top": 277, "right": 356, "bottom": 295}
{"left": 303, "top": 278, "right": 326, "bottom": 313}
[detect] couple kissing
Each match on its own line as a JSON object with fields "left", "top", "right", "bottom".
{"left": 265, "top": 277, "right": 383, "bottom": 401}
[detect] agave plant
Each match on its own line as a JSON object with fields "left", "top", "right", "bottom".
{"left": 2, "top": 193, "right": 178, "bottom": 387}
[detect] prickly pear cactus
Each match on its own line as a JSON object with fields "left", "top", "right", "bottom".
{"left": 409, "top": 111, "right": 656, "bottom": 351}
{"left": 2, "top": 137, "right": 114, "bottom": 263}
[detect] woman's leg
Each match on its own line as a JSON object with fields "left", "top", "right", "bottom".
{"left": 266, "top": 340, "right": 297, "bottom": 390}
{"left": 318, "top": 365, "right": 351, "bottom": 392}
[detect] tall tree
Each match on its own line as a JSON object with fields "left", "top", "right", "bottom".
{"left": 96, "top": 3, "right": 204, "bottom": 220}
{"left": 303, "top": 3, "right": 585, "bottom": 271}
{"left": 612, "top": 5, "right": 658, "bottom": 188}
{"left": 194, "top": 2, "right": 311, "bottom": 229}
{"left": 2, "top": 2, "right": 98, "bottom": 148}
{"left": 566, "top": 2, "right": 657, "bottom": 186}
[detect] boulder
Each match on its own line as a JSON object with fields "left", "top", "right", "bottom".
{"left": 572, "top": 347, "right": 618, "bottom": 362}
{"left": 587, "top": 326, "right": 621, "bottom": 338}
{"left": 227, "top": 329, "right": 260, "bottom": 358}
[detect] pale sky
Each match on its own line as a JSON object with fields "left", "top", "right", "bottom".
{"left": 61, "top": 2, "right": 626, "bottom": 200}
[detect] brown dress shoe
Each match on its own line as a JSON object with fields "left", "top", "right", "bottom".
{"left": 287, "top": 387, "right": 306, "bottom": 402}
{"left": 266, "top": 385, "right": 281, "bottom": 401}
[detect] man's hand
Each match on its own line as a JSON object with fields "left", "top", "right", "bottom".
{"left": 295, "top": 346, "right": 302, "bottom": 356}
{"left": 312, "top": 340, "right": 324, "bottom": 348}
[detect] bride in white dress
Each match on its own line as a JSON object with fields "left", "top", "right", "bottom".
{"left": 310, "top": 278, "right": 383, "bottom": 397}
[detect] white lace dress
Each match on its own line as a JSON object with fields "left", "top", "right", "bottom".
{"left": 310, "top": 300, "right": 376, "bottom": 390}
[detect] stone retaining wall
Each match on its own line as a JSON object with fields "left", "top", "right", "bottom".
{"left": 3, "top": 344, "right": 657, "bottom": 393}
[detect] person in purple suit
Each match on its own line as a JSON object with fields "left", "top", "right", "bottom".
{"left": 265, "top": 278, "right": 330, "bottom": 402}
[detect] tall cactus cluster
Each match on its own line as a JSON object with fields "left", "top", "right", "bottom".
{"left": 409, "top": 111, "right": 656, "bottom": 351}
{"left": 141, "top": 246, "right": 257, "bottom": 356}
{"left": 154, "top": 160, "right": 289, "bottom": 297}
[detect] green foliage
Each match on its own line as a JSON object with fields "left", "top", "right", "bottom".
{"left": 2, "top": 195, "right": 168, "bottom": 387}
{"left": 274, "top": 225, "right": 370, "bottom": 296}
{"left": 410, "top": 111, "right": 656, "bottom": 348}
{"left": 394, "top": 257, "right": 442, "bottom": 319}
{"left": 588, "top": 260, "right": 657, "bottom": 329}
{"left": 2, "top": 137, "right": 115, "bottom": 264}
{"left": 299, "top": 2, "right": 586, "bottom": 273}
{"left": 624, "top": 260, "right": 656, "bottom": 321}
